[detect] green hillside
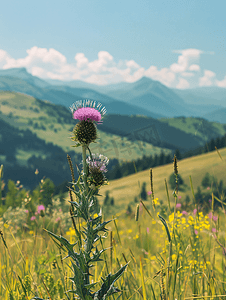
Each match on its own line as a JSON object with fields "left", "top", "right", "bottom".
{"left": 0, "top": 91, "right": 171, "bottom": 163}
{"left": 159, "top": 116, "right": 226, "bottom": 141}
{"left": 1, "top": 90, "right": 226, "bottom": 193}
{"left": 82, "top": 146, "right": 226, "bottom": 215}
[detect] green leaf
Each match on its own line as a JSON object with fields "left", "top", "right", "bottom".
{"left": 94, "top": 263, "right": 128, "bottom": 299}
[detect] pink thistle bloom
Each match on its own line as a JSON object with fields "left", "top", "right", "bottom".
{"left": 70, "top": 100, "right": 106, "bottom": 123}
{"left": 25, "top": 210, "right": 29, "bottom": 213}
{"left": 195, "top": 230, "right": 198, "bottom": 235}
{"left": 147, "top": 191, "right": 152, "bottom": 195}
{"left": 212, "top": 228, "right": 217, "bottom": 233}
{"left": 86, "top": 153, "right": 109, "bottom": 173}
{"left": 55, "top": 217, "right": 61, "bottom": 223}
{"left": 30, "top": 216, "right": 36, "bottom": 221}
{"left": 213, "top": 215, "right": 218, "bottom": 222}
{"left": 147, "top": 227, "right": 150, "bottom": 234}
{"left": 37, "top": 204, "right": 45, "bottom": 214}
{"left": 193, "top": 209, "right": 197, "bottom": 215}
{"left": 73, "top": 107, "right": 101, "bottom": 122}
{"left": 178, "top": 195, "right": 181, "bottom": 199}
{"left": 208, "top": 212, "right": 213, "bottom": 219}
{"left": 182, "top": 211, "right": 188, "bottom": 215}
{"left": 176, "top": 203, "right": 181, "bottom": 209}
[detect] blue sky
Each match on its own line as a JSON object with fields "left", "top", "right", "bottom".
{"left": 0, "top": 0, "right": 225, "bottom": 88}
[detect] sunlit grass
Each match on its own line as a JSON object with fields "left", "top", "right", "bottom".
{"left": 1, "top": 150, "right": 226, "bottom": 299}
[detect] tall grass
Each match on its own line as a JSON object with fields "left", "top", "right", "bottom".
{"left": 1, "top": 151, "right": 226, "bottom": 299}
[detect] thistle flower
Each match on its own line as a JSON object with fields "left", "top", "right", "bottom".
{"left": 70, "top": 100, "right": 106, "bottom": 123}
{"left": 86, "top": 153, "right": 109, "bottom": 186}
{"left": 70, "top": 100, "right": 106, "bottom": 146}
{"left": 37, "top": 205, "right": 45, "bottom": 214}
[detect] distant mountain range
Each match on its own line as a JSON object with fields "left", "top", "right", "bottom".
{"left": 0, "top": 67, "right": 225, "bottom": 123}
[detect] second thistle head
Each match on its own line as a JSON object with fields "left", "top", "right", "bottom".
{"left": 70, "top": 100, "right": 106, "bottom": 146}
{"left": 86, "top": 153, "right": 109, "bottom": 187}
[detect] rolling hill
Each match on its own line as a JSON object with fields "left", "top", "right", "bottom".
{"left": 1, "top": 90, "right": 226, "bottom": 192}
{"left": 89, "top": 147, "right": 226, "bottom": 214}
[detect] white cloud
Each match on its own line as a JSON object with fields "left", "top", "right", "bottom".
{"left": 216, "top": 76, "right": 226, "bottom": 87}
{"left": 176, "top": 78, "right": 190, "bottom": 89}
{"left": 75, "top": 53, "right": 89, "bottom": 68}
{"left": 0, "top": 47, "right": 224, "bottom": 89}
{"left": 170, "top": 49, "right": 202, "bottom": 73}
{"left": 199, "top": 70, "right": 216, "bottom": 87}
{"left": 145, "top": 66, "right": 175, "bottom": 87}
{"left": 3, "top": 46, "right": 67, "bottom": 70}
{"left": 0, "top": 50, "right": 11, "bottom": 68}
{"left": 126, "top": 60, "right": 140, "bottom": 69}
{"left": 181, "top": 72, "right": 195, "bottom": 77}
{"left": 189, "top": 64, "right": 200, "bottom": 71}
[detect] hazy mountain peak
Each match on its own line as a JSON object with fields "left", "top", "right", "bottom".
{"left": 0, "top": 67, "right": 28, "bottom": 77}
{"left": 0, "top": 67, "right": 50, "bottom": 88}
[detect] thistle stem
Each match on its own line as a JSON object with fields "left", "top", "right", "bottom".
{"left": 82, "top": 144, "right": 88, "bottom": 192}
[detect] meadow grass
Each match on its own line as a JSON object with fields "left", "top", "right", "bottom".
{"left": 1, "top": 148, "right": 226, "bottom": 299}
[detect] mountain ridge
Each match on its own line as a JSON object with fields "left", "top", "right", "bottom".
{"left": 0, "top": 68, "right": 226, "bottom": 123}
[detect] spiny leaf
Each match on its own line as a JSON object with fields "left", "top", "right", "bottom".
{"left": 94, "top": 263, "right": 128, "bottom": 299}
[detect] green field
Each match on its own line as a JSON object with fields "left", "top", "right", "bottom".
{"left": 0, "top": 91, "right": 172, "bottom": 163}
{"left": 1, "top": 145, "right": 226, "bottom": 299}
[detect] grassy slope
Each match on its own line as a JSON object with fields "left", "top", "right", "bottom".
{"left": 159, "top": 116, "right": 226, "bottom": 140}
{"left": 0, "top": 91, "right": 171, "bottom": 164}
{"left": 69, "top": 147, "right": 226, "bottom": 213}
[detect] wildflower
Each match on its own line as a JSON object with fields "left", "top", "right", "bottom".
{"left": 212, "top": 228, "right": 217, "bottom": 233}
{"left": 25, "top": 210, "right": 29, "bottom": 213}
{"left": 195, "top": 230, "right": 198, "bottom": 235}
{"left": 70, "top": 100, "right": 106, "bottom": 146}
{"left": 178, "top": 195, "right": 181, "bottom": 199}
{"left": 55, "top": 217, "right": 61, "bottom": 223}
{"left": 213, "top": 215, "right": 218, "bottom": 222}
{"left": 169, "top": 213, "right": 174, "bottom": 222}
{"left": 146, "top": 227, "right": 150, "bottom": 234}
{"left": 207, "top": 187, "right": 210, "bottom": 190}
{"left": 193, "top": 209, "right": 197, "bottom": 215}
{"left": 147, "top": 191, "right": 152, "bottom": 195}
{"left": 153, "top": 197, "right": 159, "bottom": 205}
{"left": 176, "top": 203, "right": 181, "bottom": 209}
{"left": 30, "top": 216, "right": 36, "bottom": 221}
{"left": 37, "top": 205, "right": 45, "bottom": 214}
{"left": 182, "top": 210, "right": 188, "bottom": 215}
{"left": 208, "top": 212, "right": 213, "bottom": 219}
{"left": 86, "top": 153, "right": 109, "bottom": 187}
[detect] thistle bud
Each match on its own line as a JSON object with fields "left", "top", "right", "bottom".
{"left": 72, "top": 120, "right": 97, "bottom": 145}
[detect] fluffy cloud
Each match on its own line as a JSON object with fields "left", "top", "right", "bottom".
{"left": 216, "top": 76, "right": 226, "bottom": 87}
{"left": 189, "top": 64, "right": 200, "bottom": 71}
{"left": 199, "top": 70, "right": 216, "bottom": 87}
{"left": 0, "top": 46, "right": 224, "bottom": 89}
{"left": 176, "top": 78, "right": 190, "bottom": 89}
{"left": 144, "top": 66, "right": 175, "bottom": 87}
{"left": 3, "top": 46, "right": 66, "bottom": 70}
{"left": 170, "top": 49, "right": 202, "bottom": 73}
